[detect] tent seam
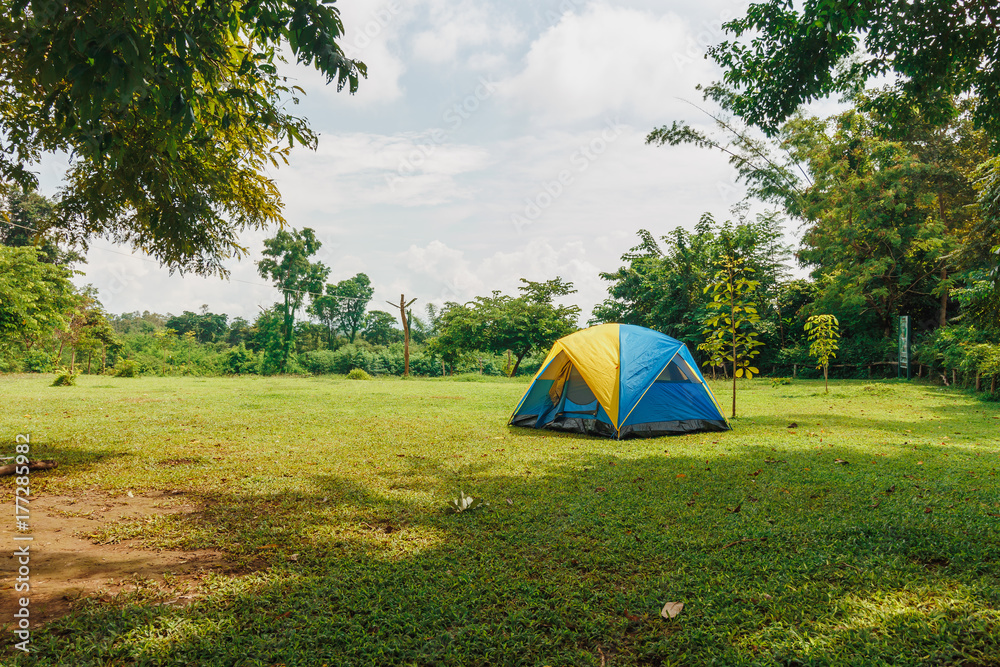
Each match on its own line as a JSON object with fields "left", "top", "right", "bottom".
{"left": 617, "top": 348, "right": 680, "bottom": 432}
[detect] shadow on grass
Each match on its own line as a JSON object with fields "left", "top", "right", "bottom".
{"left": 0, "top": 440, "right": 131, "bottom": 481}
{"left": 11, "top": 440, "right": 1000, "bottom": 667}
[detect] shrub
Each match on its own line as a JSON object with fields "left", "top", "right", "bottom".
{"left": 347, "top": 368, "right": 372, "bottom": 380}
{"left": 114, "top": 359, "right": 140, "bottom": 377}
{"left": 24, "top": 349, "right": 55, "bottom": 373}
{"left": 222, "top": 343, "right": 258, "bottom": 375}
{"left": 51, "top": 368, "right": 77, "bottom": 386}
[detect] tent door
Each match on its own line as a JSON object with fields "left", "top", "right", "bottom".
{"left": 555, "top": 365, "right": 599, "bottom": 417}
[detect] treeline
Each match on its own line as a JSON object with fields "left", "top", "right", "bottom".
{"left": 627, "top": 96, "right": 1000, "bottom": 394}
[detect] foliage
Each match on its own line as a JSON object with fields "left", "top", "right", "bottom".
{"left": 431, "top": 278, "right": 580, "bottom": 376}
{"left": 257, "top": 228, "right": 329, "bottom": 371}
{"left": 346, "top": 368, "right": 372, "bottom": 381}
{"left": 445, "top": 491, "right": 488, "bottom": 514}
{"left": 50, "top": 367, "right": 77, "bottom": 386}
{"left": 805, "top": 314, "right": 840, "bottom": 393}
{"left": 362, "top": 310, "right": 401, "bottom": 346}
{"left": 0, "top": 0, "right": 364, "bottom": 274}
{"left": 113, "top": 358, "right": 139, "bottom": 378}
{"left": 0, "top": 245, "right": 76, "bottom": 351}
{"left": 166, "top": 308, "right": 229, "bottom": 344}
{"left": 705, "top": 0, "right": 1000, "bottom": 142}
{"left": 309, "top": 273, "right": 374, "bottom": 344}
{"left": 221, "top": 343, "right": 258, "bottom": 376}
{"left": 23, "top": 348, "right": 55, "bottom": 373}
{"left": 593, "top": 212, "right": 791, "bottom": 351}
{"left": 699, "top": 255, "right": 764, "bottom": 418}
{"left": 0, "top": 186, "right": 81, "bottom": 265}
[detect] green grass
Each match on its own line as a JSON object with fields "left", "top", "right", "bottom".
{"left": 2, "top": 374, "right": 1000, "bottom": 666}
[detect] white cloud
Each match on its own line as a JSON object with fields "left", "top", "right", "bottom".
{"left": 498, "top": 3, "right": 720, "bottom": 125}
{"left": 411, "top": 0, "right": 524, "bottom": 66}
{"left": 400, "top": 238, "right": 605, "bottom": 321}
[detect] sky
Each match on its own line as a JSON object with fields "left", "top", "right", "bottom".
{"left": 38, "top": 0, "right": 804, "bottom": 325}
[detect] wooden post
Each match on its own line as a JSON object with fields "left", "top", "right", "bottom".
{"left": 793, "top": 363, "right": 797, "bottom": 378}
{"left": 976, "top": 372, "right": 981, "bottom": 391}
{"left": 387, "top": 294, "right": 417, "bottom": 377}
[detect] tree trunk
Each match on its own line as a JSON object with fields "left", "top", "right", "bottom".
{"left": 387, "top": 295, "right": 416, "bottom": 377}
{"left": 939, "top": 267, "right": 949, "bottom": 327}
{"left": 824, "top": 364, "right": 829, "bottom": 394}
{"left": 102, "top": 345, "right": 107, "bottom": 372}
{"left": 976, "top": 372, "right": 981, "bottom": 391}
{"left": 56, "top": 339, "right": 65, "bottom": 364}
{"left": 70, "top": 347, "right": 76, "bottom": 374}
{"left": 87, "top": 351, "right": 93, "bottom": 374}
{"left": 511, "top": 346, "right": 530, "bottom": 377}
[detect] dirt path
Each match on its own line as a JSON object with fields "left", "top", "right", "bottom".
{"left": 2, "top": 490, "right": 231, "bottom": 627}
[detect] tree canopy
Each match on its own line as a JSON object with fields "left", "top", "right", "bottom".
{"left": 0, "top": 0, "right": 364, "bottom": 275}
{"left": 706, "top": 0, "right": 1000, "bottom": 141}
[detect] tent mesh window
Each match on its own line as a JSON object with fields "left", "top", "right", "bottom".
{"left": 564, "top": 366, "right": 597, "bottom": 404}
{"left": 655, "top": 358, "right": 699, "bottom": 383}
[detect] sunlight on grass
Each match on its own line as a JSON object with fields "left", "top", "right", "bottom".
{"left": 1, "top": 374, "right": 998, "bottom": 666}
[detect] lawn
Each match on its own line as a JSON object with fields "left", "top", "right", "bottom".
{"left": 2, "top": 374, "right": 999, "bottom": 666}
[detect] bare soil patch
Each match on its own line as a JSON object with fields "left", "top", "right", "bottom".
{"left": 2, "top": 491, "right": 233, "bottom": 627}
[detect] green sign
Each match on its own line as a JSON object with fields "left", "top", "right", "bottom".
{"left": 898, "top": 315, "right": 911, "bottom": 379}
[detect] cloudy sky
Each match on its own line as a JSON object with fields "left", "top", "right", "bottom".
{"left": 41, "top": 0, "right": 794, "bottom": 324}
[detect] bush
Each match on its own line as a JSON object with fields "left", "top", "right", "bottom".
{"left": 222, "top": 343, "right": 258, "bottom": 375}
{"left": 51, "top": 368, "right": 77, "bottom": 386}
{"left": 347, "top": 368, "right": 372, "bottom": 380}
{"left": 114, "top": 359, "right": 140, "bottom": 377}
{"left": 24, "top": 349, "right": 55, "bottom": 373}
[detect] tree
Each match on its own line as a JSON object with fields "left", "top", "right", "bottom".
{"left": 432, "top": 278, "right": 580, "bottom": 376}
{"left": 310, "top": 273, "right": 374, "bottom": 344}
{"left": 593, "top": 213, "right": 790, "bottom": 349}
{"left": 1, "top": 186, "right": 82, "bottom": 265}
{"left": 706, "top": 1, "right": 1000, "bottom": 141}
{"left": 386, "top": 294, "right": 418, "bottom": 377}
{"left": 698, "top": 255, "right": 764, "bottom": 418}
{"left": 362, "top": 310, "right": 400, "bottom": 346}
{"left": 165, "top": 308, "right": 228, "bottom": 344}
{"left": 805, "top": 315, "right": 840, "bottom": 393}
{"left": 0, "top": 0, "right": 365, "bottom": 275}
{"left": 0, "top": 246, "right": 76, "bottom": 352}
{"left": 256, "top": 228, "right": 329, "bottom": 371}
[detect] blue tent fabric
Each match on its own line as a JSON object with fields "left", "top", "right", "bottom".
{"left": 509, "top": 324, "right": 729, "bottom": 439}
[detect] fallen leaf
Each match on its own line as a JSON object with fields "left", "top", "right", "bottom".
{"left": 886, "top": 485, "right": 896, "bottom": 494}
{"left": 726, "top": 504, "right": 742, "bottom": 513}
{"left": 595, "top": 487, "right": 606, "bottom": 493}
{"left": 924, "top": 507, "right": 932, "bottom": 514}
{"left": 287, "top": 553, "right": 299, "bottom": 561}
{"left": 917, "top": 461, "right": 924, "bottom": 465}
{"left": 258, "top": 544, "right": 279, "bottom": 550}
{"left": 661, "top": 602, "right": 683, "bottom": 619}
{"left": 787, "top": 423, "right": 798, "bottom": 428}
{"left": 675, "top": 474, "right": 687, "bottom": 479}
{"left": 834, "top": 459, "right": 848, "bottom": 465}
{"left": 506, "top": 498, "right": 513, "bottom": 505}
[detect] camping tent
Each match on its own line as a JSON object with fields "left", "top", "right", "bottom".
{"left": 508, "top": 324, "right": 729, "bottom": 438}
